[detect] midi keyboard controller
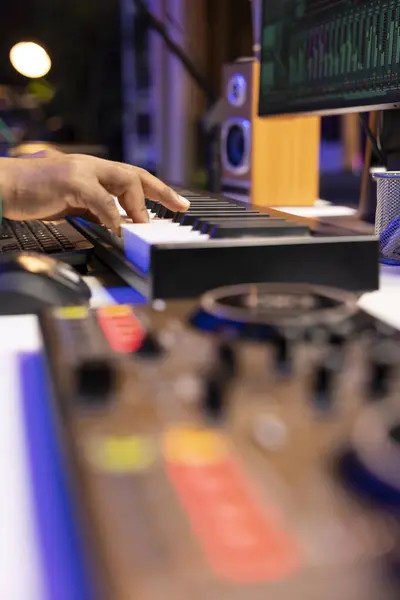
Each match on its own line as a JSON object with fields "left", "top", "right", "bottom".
{"left": 71, "top": 188, "right": 379, "bottom": 298}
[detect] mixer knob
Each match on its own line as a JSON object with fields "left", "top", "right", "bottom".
{"left": 311, "top": 348, "right": 343, "bottom": 413}
{"left": 328, "top": 331, "right": 346, "bottom": 349}
{"left": 203, "top": 346, "right": 236, "bottom": 420}
{"left": 75, "top": 358, "right": 118, "bottom": 404}
{"left": 272, "top": 331, "right": 293, "bottom": 375}
{"left": 203, "top": 374, "right": 227, "bottom": 421}
{"left": 202, "top": 342, "right": 238, "bottom": 420}
{"left": 368, "top": 361, "right": 391, "bottom": 400}
{"left": 217, "top": 341, "right": 237, "bottom": 379}
{"left": 366, "top": 333, "right": 399, "bottom": 400}
{"left": 312, "top": 362, "right": 333, "bottom": 412}
{"left": 136, "top": 332, "right": 163, "bottom": 357}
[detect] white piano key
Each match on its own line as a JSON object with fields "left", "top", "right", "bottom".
{"left": 114, "top": 197, "right": 127, "bottom": 216}
{"left": 122, "top": 223, "right": 209, "bottom": 273}
{"left": 124, "top": 223, "right": 208, "bottom": 242}
{"left": 115, "top": 198, "right": 157, "bottom": 220}
{"left": 149, "top": 219, "right": 179, "bottom": 225}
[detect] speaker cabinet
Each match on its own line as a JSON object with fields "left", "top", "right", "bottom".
{"left": 221, "top": 59, "right": 320, "bottom": 207}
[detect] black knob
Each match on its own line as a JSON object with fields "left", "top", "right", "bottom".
{"left": 328, "top": 331, "right": 346, "bottom": 349}
{"left": 135, "top": 332, "right": 163, "bottom": 358}
{"left": 308, "top": 326, "right": 346, "bottom": 413}
{"left": 311, "top": 349, "right": 342, "bottom": 413}
{"left": 367, "top": 332, "right": 397, "bottom": 400}
{"left": 204, "top": 377, "right": 224, "bottom": 421}
{"left": 368, "top": 360, "right": 391, "bottom": 400}
{"left": 273, "top": 332, "right": 292, "bottom": 375}
{"left": 203, "top": 369, "right": 229, "bottom": 422}
{"left": 218, "top": 341, "right": 237, "bottom": 379}
{"left": 312, "top": 363, "right": 333, "bottom": 411}
{"left": 75, "top": 358, "right": 117, "bottom": 404}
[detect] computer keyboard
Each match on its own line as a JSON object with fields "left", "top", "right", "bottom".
{"left": 0, "top": 219, "right": 93, "bottom": 266}
{"left": 71, "top": 188, "right": 379, "bottom": 299}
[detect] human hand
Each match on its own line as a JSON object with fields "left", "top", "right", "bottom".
{"left": 0, "top": 153, "right": 190, "bottom": 232}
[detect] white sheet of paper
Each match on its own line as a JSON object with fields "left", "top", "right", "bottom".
{"left": 0, "top": 351, "right": 45, "bottom": 599}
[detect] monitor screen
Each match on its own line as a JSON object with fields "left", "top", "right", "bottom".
{"left": 259, "top": 0, "right": 400, "bottom": 117}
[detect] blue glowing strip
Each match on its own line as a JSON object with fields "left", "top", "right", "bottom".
{"left": 106, "top": 285, "right": 147, "bottom": 305}
{"left": 19, "top": 352, "right": 95, "bottom": 600}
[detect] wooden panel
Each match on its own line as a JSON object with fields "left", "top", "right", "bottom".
{"left": 251, "top": 61, "right": 320, "bottom": 207}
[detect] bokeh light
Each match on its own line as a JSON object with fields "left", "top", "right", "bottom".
{"left": 9, "top": 42, "right": 51, "bottom": 79}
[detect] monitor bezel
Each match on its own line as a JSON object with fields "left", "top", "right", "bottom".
{"left": 258, "top": 99, "right": 400, "bottom": 118}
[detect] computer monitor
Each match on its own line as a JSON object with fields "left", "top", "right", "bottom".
{"left": 259, "top": 0, "right": 400, "bottom": 118}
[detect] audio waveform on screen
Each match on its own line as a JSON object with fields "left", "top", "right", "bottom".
{"left": 260, "top": 0, "right": 400, "bottom": 115}
{"left": 288, "top": 1, "right": 400, "bottom": 85}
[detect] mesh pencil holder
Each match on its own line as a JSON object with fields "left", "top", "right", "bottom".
{"left": 373, "top": 171, "right": 400, "bottom": 264}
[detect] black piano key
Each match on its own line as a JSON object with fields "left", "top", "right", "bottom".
{"left": 190, "top": 205, "right": 249, "bottom": 212}
{"left": 190, "top": 200, "right": 228, "bottom": 205}
{"left": 179, "top": 211, "right": 260, "bottom": 226}
{"left": 146, "top": 199, "right": 157, "bottom": 210}
{"left": 194, "top": 215, "right": 272, "bottom": 232}
{"left": 172, "top": 207, "right": 228, "bottom": 222}
{"left": 184, "top": 201, "right": 245, "bottom": 208}
{"left": 173, "top": 190, "right": 206, "bottom": 198}
{"left": 155, "top": 205, "right": 176, "bottom": 219}
{"left": 184, "top": 197, "right": 232, "bottom": 202}
{"left": 173, "top": 208, "right": 247, "bottom": 224}
{"left": 209, "top": 221, "right": 310, "bottom": 239}
{"left": 183, "top": 196, "right": 218, "bottom": 201}
{"left": 182, "top": 202, "right": 238, "bottom": 209}
{"left": 154, "top": 203, "right": 165, "bottom": 217}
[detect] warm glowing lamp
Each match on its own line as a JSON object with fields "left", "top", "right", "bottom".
{"left": 10, "top": 42, "right": 51, "bottom": 79}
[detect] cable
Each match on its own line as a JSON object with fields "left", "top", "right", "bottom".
{"left": 359, "top": 113, "right": 387, "bottom": 167}
{"left": 131, "top": 0, "right": 216, "bottom": 106}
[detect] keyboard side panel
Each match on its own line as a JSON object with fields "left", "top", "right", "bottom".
{"left": 150, "top": 237, "right": 379, "bottom": 299}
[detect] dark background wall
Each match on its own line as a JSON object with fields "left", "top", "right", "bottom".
{"left": 0, "top": 2, "right": 36, "bottom": 85}
{"left": 0, "top": 0, "right": 256, "bottom": 163}
{"left": 0, "top": 0, "right": 123, "bottom": 158}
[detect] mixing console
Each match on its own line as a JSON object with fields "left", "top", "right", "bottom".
{"left": 41, "top": 283, "right": 400, "bottom": 600}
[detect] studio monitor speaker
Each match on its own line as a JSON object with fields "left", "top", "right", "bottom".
{"left": 220, "top": 59, "right": 320, "bottom": 207}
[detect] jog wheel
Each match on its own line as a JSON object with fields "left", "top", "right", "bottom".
{"left": 191, "top": 282, "right": 359, "bottom": 341}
